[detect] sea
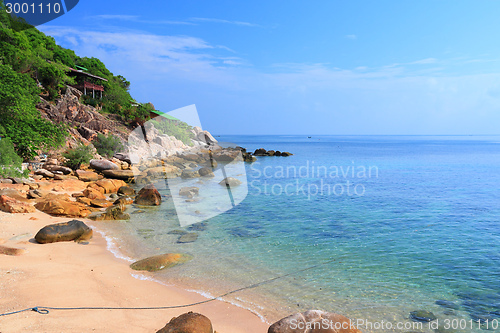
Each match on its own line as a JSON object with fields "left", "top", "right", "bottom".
{"left": 93, "top": 135, "right": 500, "bottom": 333}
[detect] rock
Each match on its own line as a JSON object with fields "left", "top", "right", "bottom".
{"left": 90, "top": 159, "right": 120, "bottom": 172}
{"left": 46, "top": 158, "right": 59, "bottom": 166}
{"left": 43, "top": 165, "right": 73, "bottom": 174}
{"left": 409, "top": 310, "right": 437, "bottom": 322}
{"left": 76, "top": 170, "right": 99, "bottom": 182}
{"left": 181, "top": 170, "right": 200, "bottom": 179}
{"left": 435, "top": 300, "right": 460, "bottom": 310}
{"left": 242, "top": 153, "right": 257, "bottom": 162}
{"left": 117, "top": 186, "right": 135, "bottom": 196}
{"left": 83, "top": 188, "right": 106, "bottom": 200}
{"left": 275, "top": 151, "right": 282, "bottom": 156}
{"left": 76, "top": 197, "right": 92, "bottom": 205}
{"left": 28, "top": 189, "right": 44, "bottom": 199}
{"left": 254, "top": 148, "right": 267, "bottom": 156}
{"left": 77, "top": 125, "right": 97, "bottom": 141}
{"left": 113, "top": 152, "right": 132, "bottom": 165}
{"left": 92, "top": 205, "right": 130, "bottom": 221}
{"left": 156, "top": 312, "right": 213, "bottom": 333}
{"left": 267, "top": 150, "right": 276, "bottom": 156}
{"left": 134, "top": 184, "right": 161, "bottom": 206}
{"left": 35, "top": 169, "right": 54, "bottom": 178}
{"left": 0, "top": 189, "right": 27, "bottom": 201}
{"left": 93, "top": 179, "right": 127, "bottom": 194}
{"left": 179, "top": 187, "right": 199, "bottom": 198}
{"left": 109, "top": 193, "right": 119, "bottom": 199}
{"left": 90, "top": 199, "right": 113, "bottom": 208}
{"left": 102, "top": 169, "right": 135, "bottom": 181}
{"left": 114, "top": 196, "right": 134, "bottom": 206}
{"left": 177, "top": 232, "right": 198, "bottom": 243}
{"left": 167, "top": 230, "right": 187, "bottom": 235}
{"left": 35, "top": 197, "right": 91, "bottom": 218}
{"left": 198, "top": 167, "right": 214, "bottom": 177}
{"left": 281, "top": 152, "right": 293, "bottom": 156}
{"left": 0, "top": 179, "right": 13, "bottom": 184}
{"left": 130, "top": 253, "right": 193, "bottom": 272}
{"left": 0, "top": 195, "right": 36, "bottom": 214}
{"left": 268, "top": 310, "right": 361, "bottom": 333}
{"left": 219, "top": 177, "right": 242, "bottom": 187}
{"left": 32, "top": 175, "right": 43, "bottom": 181}
{"left": 34, "top": 220, "right": 93, "bottom": 244}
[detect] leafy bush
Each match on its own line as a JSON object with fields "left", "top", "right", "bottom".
{"left": 63, "top": 144, "right": 94, "bottom": 170}
{"left": 93, "top": 133, "right": 124, "bottom": 158}
{"left": 0, "top": 137, "right": 29, "bottom": 178}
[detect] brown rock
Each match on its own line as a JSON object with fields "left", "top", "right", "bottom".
{"left": 268, "top": 310, "right": 361, "bottom": 333}
{"left": 131, "top": 253, "right": 193, "bottom": 272}
{"left": 94, "top": 179, "right": 127, "bottom": 194}
{"left": 92, "top": 205, "right": 130, "bottom": 220}
{"left": 117, "top": 186, "right": 135, "bottom": 196}
{"left": 0, "top": 195, "right": 36, "bottom": 214}
{"left": 90, "top": 199, "right": 113, "bottom": 208}
{"left": 114, "top": 196, "right": 133, "bottom": 206}
{"left": 102, "top": 169, "right": 135, "bottom": 181}
{"left": 35, "top": 198, "right": 91, "bottom": 218}
{"left": 83, "top": 188, "right": 106, "bottom": 200}
{"left": 76, "top": 197, "right": 92, "bottom": 205}
{"left": 134, "top": 184, "right": 161, "bottom": 206}
{"left": 34, "top": 220, "right": 93, "bottom": 244}
{"left": 156, "top": 312, "right": 212, "bottom": 333}
{"left": 76, "top": 170, "right": 99, "bottom": 182}
{"left": 35, "top": 169, "right": 55, "bottom": 178}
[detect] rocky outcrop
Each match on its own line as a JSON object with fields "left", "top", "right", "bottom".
{"left": 76, "top": 170, "right": 99, "bottom": 182}
{"left": 268, "top": 310, "right": 361, "bottom": 333}
{"left": 130, "top": 253, "right": 193, "bottom": 272}
{"left": 156, "top": 312, "right": 213, "bottom": 333}
{"left": 134, "top": 184, "right": 161, "bottom": 206}
{"left": 102, "top": 169, "right": 134, "bottom": 181}
{"left": 34, "top": 220, "right": 93, "bottom": 244}
{"left": 35, "top": 194, "right": 91, "bottom": 217}
{"left": 0, "top": 195, "right": 36, "bottom": 213}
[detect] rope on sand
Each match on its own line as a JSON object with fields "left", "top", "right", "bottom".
{"left": 0, "top": 258, "right": 338, "bottom": 317}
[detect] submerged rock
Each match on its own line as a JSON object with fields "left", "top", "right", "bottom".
{"left": 130, "top": 253, "right": 193, "bottom": 272}
{"left": 435, "top": 300, "right": 460, "bottom": 310}
{"left": 179, "top": 187, "right": 199, "bottom": 198}
{"left": 156, "top": 312, "right": 213, "bottom": 333}
{"left": 177, "top": 232, "right": 198, "bottom": 243}
{"left": 92, "top": 205, "right": 130, "bottom": 221}
{"left": 268, "top": 310, "right": 361, "bottom": 333}
{"left": 35, "top": 220, "right": 93, "bottom": 244}
{"left": 409, "top": 310, "right": 437, "bottom": 322}
{"left": 219, "top": 177, "right": 242, "bottom": 187}
{"left": 198, "top": 167, "right": 214, "bottom": 177}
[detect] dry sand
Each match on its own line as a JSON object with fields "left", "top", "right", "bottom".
{"left": 0, "top": 210, "right": 269, "bottom": 333}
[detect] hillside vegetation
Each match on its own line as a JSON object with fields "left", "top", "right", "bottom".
{"left": 0, "top": 3, "right": 194, "bottom": 164}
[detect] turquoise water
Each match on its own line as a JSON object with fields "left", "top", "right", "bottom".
{"left": 96, "top": 135, "right": 500, "bottom": 332}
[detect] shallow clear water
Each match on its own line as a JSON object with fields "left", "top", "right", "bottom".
{"left": 95, "top": 135, "right": 500, "bottom": 332}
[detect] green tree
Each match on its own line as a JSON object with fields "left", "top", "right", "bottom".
{"left": 0, "top": 63, "right": 66, "bottom": 159}
{"left": 93, "top": 133, "right": 124, "bottom": 158}
{"left": 63, "top": 144, "right": 94, "bottom": 170}
{"left": 0, "top": 137, "right": 29, "bottom": 178}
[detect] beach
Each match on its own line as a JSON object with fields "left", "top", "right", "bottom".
{"left": 0, "top": 210, "right": 269, "bottom": 333}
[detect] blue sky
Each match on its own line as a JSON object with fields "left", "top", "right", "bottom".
{"left": 39, "top": 0, "right": 500, "bottom": 135}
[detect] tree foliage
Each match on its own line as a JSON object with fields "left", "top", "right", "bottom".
{"left": 93, "top": 133, "right": 124, "bottom": 158}
{"left": 0, "top": 137, "right": 29, "bottom": 178}
{"left": 63, "top": 144, "right": 94, "bottom": 170}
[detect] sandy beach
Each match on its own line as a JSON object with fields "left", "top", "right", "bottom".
{"left": 0, "top": 210, "right": 269, "bottom": 333}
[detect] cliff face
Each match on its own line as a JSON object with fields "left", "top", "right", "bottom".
{"left": 36, "top": 86, "right": 131, "bottom": 148}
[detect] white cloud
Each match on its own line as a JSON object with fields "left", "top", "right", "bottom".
{"left": 190, "top": 17, "right": 261, "bottom": 27}
{"left": 345, "top": 34, "right": 357, "bottom": 40}
{"left": 410, "top": 58, "right": 438, "bottom": 65}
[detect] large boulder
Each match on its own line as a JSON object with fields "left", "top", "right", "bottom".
{"left": 35, "top": 197, "right": 91, "bottom": 218}
{"left": 43, "top": 165, "right": 73, "bottom": 175}
{"left": 76, "top": 170, "right": 99, "bottom": 182}
{"left": 156, "top": 312, "right": 212, "bottom": 333}
{"left": 130, "top": 253, "right": 193, "bottom": 272}
{"left": 83, "top": 188, "right": 106, "bottom": 200}
{"left": 34, "top": 220, "right": 93, "bottom": 244}
{"left": 134, "top": 184, "right": 161, "bottom": 206}
{"left": 219, "top": 177, "right": 242, "bottom": 187}
{"left": 90, "top": 159, "right": 120, "bottom": 172}
{"left": 0, "top": 195, "right": 35, "bottom": 214}
{"left": 179, "top": 187, "right": 199, "bottom": 198}
{"left": 254, "top": 148, "right": 267, "bottom": 156}
{"left": 113, "top": 152, "right": 132, "bottom": 165}
{"left": 268, "top": 310, "right": 361, "bottom": 333}
{"left": 93, "top": 179, "right": 127, "bottom": 194}
{"left": 102, "top": 169, "right": 135, "bottom": 181}
{"left": 198, "top": 167, "right": 214, "bottom": 177}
